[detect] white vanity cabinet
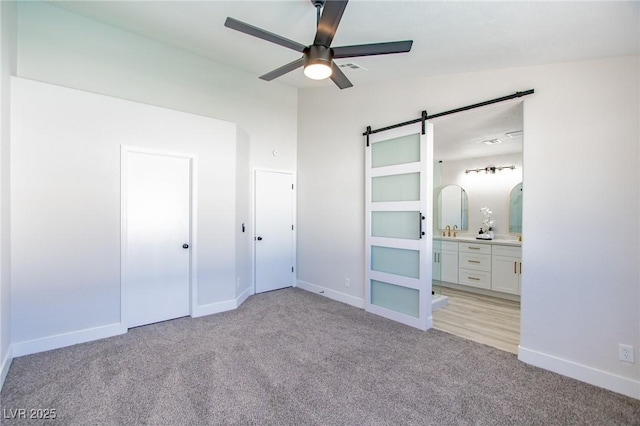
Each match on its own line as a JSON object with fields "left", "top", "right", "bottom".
{"left": 433, "top": 240, "right": 459, "bottom": 282}
{"left": 491, "top": 245, "right": 522, "bottom": 295}
{"left": 458, "top": 242, "right": 492, "bottom": 290}
{"left": 433, "top": 238, "right": 522, "bottom": 297}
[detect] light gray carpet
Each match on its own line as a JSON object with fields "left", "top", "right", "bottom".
{"left": 1, "top": 288, "right": 639, "bottom": 425}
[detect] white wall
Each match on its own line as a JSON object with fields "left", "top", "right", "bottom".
{"left": 236, "top": 127, "right": 252, "bottom": 302}
{"left": 11, "top": 78, "right": 246, "bottom": 354}
{"left": 2, "top": 0, "right": 299, "bottom": 360}
{"left": 16, "top": 1, "right": 297, "bottom": 172}
{"left": 0, "top": 0, "right": 16, "bottom": 387}
{"left": 438, "top": 153, "right": 523, "bottom": 236}
{"left": 297, "top": 56, "right": 639, "bottom": 398}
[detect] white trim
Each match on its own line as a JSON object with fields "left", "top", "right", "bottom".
{"left": 252, "top": 168, "right": 296, "bottom": 295}
{"left": 191, "top": 287, "right": 252, "bottom": 318}
{"left": 11, "top": 323, "right": 127, "bottom": 358}
{"left": 120, "top": 145, "right": 198, "bottom": 329}
{"left": 369, "top": 162, "right": 422, "bottom": 177}
{"left": 297, "top": 280, "right": 365, "bottom": 309}
{"left": 518, "top": 345, "right": 640, "bottom": 400}
{"left": 0, "top": 346, "right": 13, "bottom": 390}
{"left": 367, "top": 303, "right": 426, "bottom": 330}
{"left": 236, "top": 286, "right": 252, "bottom": 307}
{"left": 432, "top": 294, "right": 449, "bottom": 311}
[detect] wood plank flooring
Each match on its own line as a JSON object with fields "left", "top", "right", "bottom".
{"left": 433, "top": 287, "right": 521, "bottom": 354}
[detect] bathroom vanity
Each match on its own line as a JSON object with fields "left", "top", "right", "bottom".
{"left": 433, "top": 237, "right": 522, "bottom": 297}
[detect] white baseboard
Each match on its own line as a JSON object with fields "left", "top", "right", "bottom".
{"left": 9, "top": 290, "right": 255, "bottom": 366}
{"left": 236, "top": 286, "right": 251, "bottom": 307}
{"left": 11, "top": 323, "right": 127, "bottom": 358}
{"left": 518, "top": 345, "right": 640, "bottom": 400}
{"left": 192, "top": 287, "right": 252, "bottom": 318}
{"left": 0, "top": 345, "right": 13, "bottom": 390}
{"left": 296, "top": 280, "right": 364, "bottom": 309}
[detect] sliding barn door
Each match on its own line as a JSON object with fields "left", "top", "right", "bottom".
{"left": 365, "top": 123, "right": 434, "bottom": 330}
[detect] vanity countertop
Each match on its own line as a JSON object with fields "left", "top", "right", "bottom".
{"left": 434, "top": 235, "right": 522, "bottom": 247}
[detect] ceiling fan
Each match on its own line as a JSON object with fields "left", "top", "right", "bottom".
{"left": 224, "top": 0, "right": 413, "bottom": 89}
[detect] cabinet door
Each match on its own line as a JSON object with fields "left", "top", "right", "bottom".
{"left": 432, "top": 248, "right": 441, "bottom": 281}
{"left": 492, "top": 255, "right": 521, "bottom": 295}
{"left": 440, "top": 249, "right": 458, "bottom": 283}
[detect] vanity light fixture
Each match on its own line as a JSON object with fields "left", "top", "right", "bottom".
{"left": 505, "top": 130, "right": 523, "bottom": 138}
{"left": 482, "top": 138, "right": 502, "bottom": 145}
{"left": 465, "top": 165, "right": 516, "bottom": 174}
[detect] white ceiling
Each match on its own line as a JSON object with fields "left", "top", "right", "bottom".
{"left": 46, "top": 1, "right": 636, "bottom": 159}
{"left": 50, "top": 0, "right": 639, "bottom": 91}
{"left": 432, "top": 101, "right": 523, "bottom": 162}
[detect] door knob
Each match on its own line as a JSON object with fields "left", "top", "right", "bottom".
{"left": 182, "top": 244, "right": 189, "bottom": 249}
{"left": 256, "top": 237, "right": 263, "bottom": 241}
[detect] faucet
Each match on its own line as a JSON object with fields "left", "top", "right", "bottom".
{"left": 445, "top": 225, "right": 451, "bottom": 237}
{"left": 453, "top": 225, "right": 458, "bottom": 237}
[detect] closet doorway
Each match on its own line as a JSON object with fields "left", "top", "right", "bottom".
{"left": 121, "top": 147, "right": 193, "bottom": 328}
{"left": 431, "top": 101, "right": 524, "bottom": 353}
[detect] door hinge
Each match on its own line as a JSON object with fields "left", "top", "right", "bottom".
{"left": 291, "top": 224, "right": 294, "bottom": 230}
{"left": 291, "top": 267, "right": 294, "bottom": 273}
{"left": 292, "top": 184, "right": 294, "bottom": 190}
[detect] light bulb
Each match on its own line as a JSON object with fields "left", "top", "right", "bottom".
{"left": 304, "top": 63, "right": 332, "bottom": 80}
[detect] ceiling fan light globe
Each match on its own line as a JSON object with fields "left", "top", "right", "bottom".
{"left": 304, "top": 63, "right": 332, "bottom": 80}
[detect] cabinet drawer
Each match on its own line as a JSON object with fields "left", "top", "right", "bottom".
{"left": 441, "top": 241, "right": 458, "bottom": 252}
{"left": 492, "top": 245, "right": 522, "bottom": 258}
{"left": 458, "top": 269, "right": 491, "bottom": 289}
{"left": 459, "top": 242, "right": 491, "bottom": 255}
{"left": 459, "top": 252, "right": 491, "bottom": 271}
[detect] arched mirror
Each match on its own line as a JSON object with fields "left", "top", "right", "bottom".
{"left": 437, "top": 184, "right": 468, "bottom": 230}
{"left": 509, "top": 182, "right": 523, "bottom": 233}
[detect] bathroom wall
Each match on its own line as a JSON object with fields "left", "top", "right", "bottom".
{"left": 437, "top": 153, "right": 523, "bottom": 236}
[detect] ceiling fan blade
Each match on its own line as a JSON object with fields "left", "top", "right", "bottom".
{"left": 314, "top": 0, "right": 349, "bottom": 47}
{"left": 333, "top": 40, "right": 413, "bottom": 58}
{"left": 225, "top": 17, "right": 307, "bottom": 53}
{"left": 330, "top": 62, "right": 353, "bottom": 89}
{"left": 259, "top": 57, "right": 305, "bottom": 81}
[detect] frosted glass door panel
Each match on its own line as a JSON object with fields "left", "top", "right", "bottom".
{"left": 372, "top": 173, "right": 420, "bottom": 202}
{"left": 371, "top": 134, "right": 420, "bottom": 168}
{"left": 372, "top": 211, "right": 420, "bottom": 240}
{"left": 371, "top": 280, "right": 419, "bottom": 318}
{"left": 371, "top": 246, "right": 420, "bottom": 278}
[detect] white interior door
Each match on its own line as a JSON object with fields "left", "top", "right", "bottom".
{"left": 254, "top": 170, "right": 294, "bottom": 293}
{"left": 365, "top": 123, "right": 433, "bottom": 330}
{"left": 123, "top": 149, "right": 191, "bottom": 328}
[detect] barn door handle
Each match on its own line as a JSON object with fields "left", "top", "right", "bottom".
{"left": 256, "top": 237, "right": 263, "bottom": 241}
{"left": 419, "top": 213, "right": 425, "bottom": 239}
{"left": 182, "top": 244, "right": 189, "bottom": 249}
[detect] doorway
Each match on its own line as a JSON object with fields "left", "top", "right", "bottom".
{"left": 121, "top": 147, "right": 193, "bottom": 328}
{"left": 431, "top": 101, "right": 524, "bottom": 353}
{"left": 254, "top": 170, "right": 295, "bottom": 294}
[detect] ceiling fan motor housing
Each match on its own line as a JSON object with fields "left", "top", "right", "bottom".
{"left": 304, "top": 45, "right": 333, "bottom": 67}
